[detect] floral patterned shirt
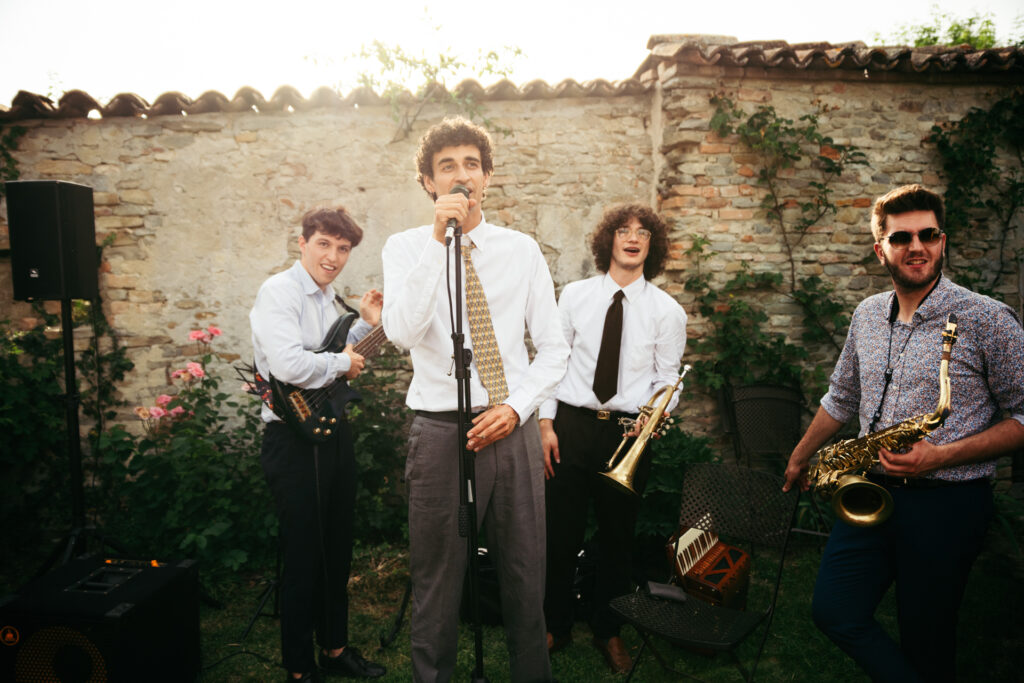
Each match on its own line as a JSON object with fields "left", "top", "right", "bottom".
{"left": 820, "top": 276, "right": 1024, "bottom": 481}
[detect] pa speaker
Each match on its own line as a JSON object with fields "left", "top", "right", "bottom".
{"left": 5, "top": 180, "right": 98, "bottom": 301}
{"left": 0, "top": 556, "right": 200, "bottom": 683}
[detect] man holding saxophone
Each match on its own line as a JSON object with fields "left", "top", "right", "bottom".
{"left": 783, "top": 184, "right": 1024, "bottom": 682}
{"left": 540, "top": 204, "right": 687, "bottom": 674}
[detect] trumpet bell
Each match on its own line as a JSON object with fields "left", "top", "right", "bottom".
{"left": 599, "top": 467, "right": 640, "bottom": 497}
{"left": 832, "top": 474, "right": 894, "bottom": 527}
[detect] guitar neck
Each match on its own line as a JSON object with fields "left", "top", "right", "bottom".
{"left": 353, "top": 323, "right": 387, "bottom": 358}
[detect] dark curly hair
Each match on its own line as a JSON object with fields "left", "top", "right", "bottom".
{"left": 590, "top": 204, "right": 670, "bottom": 280}
{"left": 415, "top": 116, "right": 494, "bottom": 199}
{"left": 301, "top": 206, "right": 363, "bottom": 247}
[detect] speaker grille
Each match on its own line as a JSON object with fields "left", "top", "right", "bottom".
{"left": 15, "top": 625, "right": 107, "bottom": 683}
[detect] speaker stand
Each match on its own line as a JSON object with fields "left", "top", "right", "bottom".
{"left": 35, "top": 298, "right": 127, "bottom": 578}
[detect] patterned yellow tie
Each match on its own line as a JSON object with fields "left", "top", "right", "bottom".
{"left": 462, "top": 243, "right": 509, "bottom": 406}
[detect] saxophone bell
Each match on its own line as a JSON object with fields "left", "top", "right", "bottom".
{"left": 831, "top": 474, "right": 894, "bottom": 526}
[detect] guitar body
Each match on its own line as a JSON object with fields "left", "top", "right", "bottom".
{"left": 269, "top": 312, "right": 363, "bottom": 443}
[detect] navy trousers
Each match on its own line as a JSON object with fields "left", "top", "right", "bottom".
{"left": 261, "top": 420, "right": 357, "bottom": 674}
{"left": 812, "top": 478, "right": 992, "bottom": 682}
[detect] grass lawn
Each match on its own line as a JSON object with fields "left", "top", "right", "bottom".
{"left": 192, "top": 527, "right": 1023, "bottom": 682}
{"left": 2, "top": 493, "right": 1021, "bottom": 682}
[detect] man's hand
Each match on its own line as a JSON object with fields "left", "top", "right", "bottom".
{"left": 431, "top": 190, "right": 475, "bottom": 244}
{"left": 342, "top": 344, "right": 365, "bottom": 380}
{"left": 360, "top": 289, "right": 383, "bottom": 326}
{"left": 879, "top": 440, "right": 943, "bottom": 478}
{"left": 782, "top": 452, "right": 811, "bottom": 492}
{"left": 626, "top": 411, "right": 670, "bottom": 439}
{"left": 467, "top": 404, "right": 519, "bottom": 452}
{"left": 540, "top": 418, "right": 560, "bottom": 479}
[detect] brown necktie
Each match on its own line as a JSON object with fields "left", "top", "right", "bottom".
{"left": 462, "top": 243, "right": 509, "bottom": 406}
{"left": 593, "top": 289, "right": 625, "bottom": 403}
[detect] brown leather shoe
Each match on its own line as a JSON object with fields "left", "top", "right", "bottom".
{"left": 592, "top": 635, "right": 632, "bottom": 674}
{"left": 547, "top": 631, "right": 571, "bottom": 653}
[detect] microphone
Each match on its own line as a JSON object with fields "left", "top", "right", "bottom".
{"left": 444, "top": 184, "right": 470, "bottom": 246}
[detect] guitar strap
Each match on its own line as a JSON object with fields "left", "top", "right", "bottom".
{"left": 334, "top": 293, "right": 360, "bottom": 316}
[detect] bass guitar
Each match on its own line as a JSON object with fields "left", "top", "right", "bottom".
{"left": 240, "top": 313, "right": 388, "bottom": 443}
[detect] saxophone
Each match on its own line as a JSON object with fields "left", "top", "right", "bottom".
{"left": 809, "top": 313, "right": 958, "bottom": 526}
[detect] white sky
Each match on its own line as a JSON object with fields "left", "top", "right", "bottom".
{"left": 1, "top": 0, "right": 1021, "bottom": 106}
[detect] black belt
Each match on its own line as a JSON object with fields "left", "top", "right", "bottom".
{"left": 866, "top": 472, "right": 984, "bottom": 490}
{"left": 415, "top": 410, "right": 485, "bottom": 423}
{"left": 558, "top": 401, "right": 636, "bottom": 423}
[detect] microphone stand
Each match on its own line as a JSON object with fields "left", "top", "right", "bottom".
{"left": 450, "top": 227, "right": 489, "bottom": 683}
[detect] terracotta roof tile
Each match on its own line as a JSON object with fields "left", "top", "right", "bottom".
{"left": 3, "top": 36, "right": 1020, "bottom": 121}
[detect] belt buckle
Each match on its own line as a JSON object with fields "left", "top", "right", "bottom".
{"left": 596, "top": 410, "right": 611, "bottom": 421}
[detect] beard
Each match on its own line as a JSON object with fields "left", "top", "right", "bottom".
{"left": 881, "top": 249, "right": 944, "bottom": 291}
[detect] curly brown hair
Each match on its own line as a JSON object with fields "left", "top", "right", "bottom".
{"left": 870, "top": 184, "right": 945, "bottom": 242}
{"left": 300, "top": 206, "right": 363, "bottom": 247}
{"left": 590, "top": 204, "right": 670, "bottom": 280}
{"left": 415, "top": 117, "right": 494, "bottom": 198}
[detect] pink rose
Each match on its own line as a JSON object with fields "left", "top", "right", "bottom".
{"left": 188, "top": 330, "right": 206, "bottom": 341}
{"left": 149, "top": 406, "right": 168, "bottom": 418}
{"left": 169, "top": 405, "right": 186, "bottom": 417}
{"left": 207, "top": 326, "right": 222, "bottom": 337}
{"left": 186, "top": 362, "right": 205, "bottom": 379}
{"left": 156, "top": 394, "right": 173, "bottom": 407}
{"left": 171, "top": 369, "right": 187, "bottom": 379}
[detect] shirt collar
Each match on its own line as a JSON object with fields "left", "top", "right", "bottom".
{"left": 463, "top": 214, "right": 494, "bottom": 250}
{"left": 290, "top": 260, "right": 334, "bottom": 299}
{"left": 886, "top": 274, "right": 947, "bottom": 323}
{"left": 601, "top": 272, "right": 646, "bottom": 302}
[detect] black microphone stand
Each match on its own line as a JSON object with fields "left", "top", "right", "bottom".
{"left": 450, "top": 227, "right": 490, "bottom": 683}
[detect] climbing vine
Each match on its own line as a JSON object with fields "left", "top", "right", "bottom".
{"left": 684, "top": 95, "right": 868, "bottom": 398}
{"left": 928, "top": 90, "right": 1024, "bottom": 308}
{"left": 0, "top": 125, "right": 26, "bottom": 198}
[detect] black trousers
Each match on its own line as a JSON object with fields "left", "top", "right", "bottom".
{"left": 544, "top": 402, "right": 651, "bottom": 640}
{"left": 261, "top": 420, "right": 357, "bottom": 674}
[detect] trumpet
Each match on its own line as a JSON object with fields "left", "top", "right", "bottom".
{"left": 601, "top": 365, "right": 692, "bottom": 496}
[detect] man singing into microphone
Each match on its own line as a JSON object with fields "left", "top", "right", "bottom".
{"left": 382, "top": 117, "right": 569, "bottom": 682}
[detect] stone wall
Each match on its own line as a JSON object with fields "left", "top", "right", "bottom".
{"left": 0, "top": 95, "right": 657, "bottom": 421}
{"left": 2, "top": 39, "right": 1022, "bottom": 442}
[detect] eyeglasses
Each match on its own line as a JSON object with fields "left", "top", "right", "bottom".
{"left": 879, "top": 227, "right": 943, "bottom": 249}
{"left": 615, "top": 227, "right": 652, "bottom": 241}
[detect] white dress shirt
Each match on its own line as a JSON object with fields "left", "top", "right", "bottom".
{"left": 250, "top": 260, "right": 371, "bottom": 423}
{"left": 539, "top": 273, "right": 688, "bottom": 420}
{"left": 381, "top": 216, "right": 569, "bottom": 421}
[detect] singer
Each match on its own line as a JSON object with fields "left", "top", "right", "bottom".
{"left": 381, "top": 117, "right": 569, "bottom": 682}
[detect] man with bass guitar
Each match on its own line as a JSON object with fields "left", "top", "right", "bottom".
{"left": 249, "top": 206, "right": 386, "bottom": 682}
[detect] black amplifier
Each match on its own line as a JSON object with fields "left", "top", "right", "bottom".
{"left": 0, "top": 555, "right": 200, "bottom": 682}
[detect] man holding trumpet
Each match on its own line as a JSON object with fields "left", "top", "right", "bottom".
{"left": 540, "top": 204, "right": 687, "bottom": 673}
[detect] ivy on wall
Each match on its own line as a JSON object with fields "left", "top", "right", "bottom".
{"left": 928, "top": 89, "right": 1024, "bottom": 311}
{"left": 682, "top": 96, "right": 867, "bottom": 398}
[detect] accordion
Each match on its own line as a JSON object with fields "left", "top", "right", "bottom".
{"left": 666, "top": 524, "right": 751, "bottom": 609}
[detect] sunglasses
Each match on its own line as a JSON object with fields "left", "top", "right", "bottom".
{"left": 879, "top": 227, "right": 943, "bottom": 249}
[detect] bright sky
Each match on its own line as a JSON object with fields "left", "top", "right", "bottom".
{"left": 1, "top": 0, "right": 1021, "bottom": 106}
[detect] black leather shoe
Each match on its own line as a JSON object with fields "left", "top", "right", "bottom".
{"left": 286, "top": 671, "right": 323, "bottom": 683}
{"left": 319, "top": 647, "right": 386, "bottom": 678}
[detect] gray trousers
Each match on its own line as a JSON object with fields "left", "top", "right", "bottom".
{"left": 406, "top": 413, "right": 552, "bottom": 683}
